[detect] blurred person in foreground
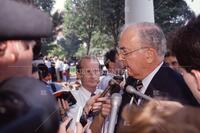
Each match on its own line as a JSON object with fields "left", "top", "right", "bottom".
{"left": 0, "top": 0, "right": 60, "bottom": 132}
{"left": 117, "top": 100, "right": 200, "bottom": 133}
{"left": 67, "top": 56, "right": 111, "bottom": 133}
{"left": 117, "top": 22, "right": 199, "bottom": 108}
{"left": 172, "top": 15, "right": 200, "bottom": 104}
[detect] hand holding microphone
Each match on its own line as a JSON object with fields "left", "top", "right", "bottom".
{"left": 100, "top": 79, "right": 119, "bottom": 97}
{"left": 85, "top": 79, "right": 117, "bottom": 115}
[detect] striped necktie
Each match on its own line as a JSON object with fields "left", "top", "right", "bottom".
{"left": 134, "top": 80, "right": 143, "bottom": 103}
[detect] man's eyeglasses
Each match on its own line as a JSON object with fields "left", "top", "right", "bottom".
{"left": 116, "top": 47, "right": 150, "bottom": 57}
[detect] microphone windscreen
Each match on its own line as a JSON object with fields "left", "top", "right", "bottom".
{"left": 111, "top": 93, "right": 122, "bottom": 107}
{"left": 126, "top": 85, "right": 153, "bottom": 101}
{"left": 126, "top": 85, "right": 135, "bottom": 94}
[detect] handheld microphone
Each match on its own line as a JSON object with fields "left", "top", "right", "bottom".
{"left": 126, "top": 85, "right": 153, "bottom": 101}
{"left": 100, "top": 79, "right": 118, "bottom": 97}
{"left": 87, "top": 79, "right": 119, "bottom": 118}
{"left": 107, "top": 93, "right": 122, "bottom": 133}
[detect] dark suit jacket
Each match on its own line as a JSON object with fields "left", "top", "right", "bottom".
{"left": 120, "top": 62, "right": 199, "bottom": 115}
{"left": 115, "top": 63, "right": 200, "bottom": 132}
{"left": 115, "top": 63, "right": 199, "bottom": 132}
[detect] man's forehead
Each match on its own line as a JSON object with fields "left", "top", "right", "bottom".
{"left": 81, "top": 59, "right": 99, "bottom": 66}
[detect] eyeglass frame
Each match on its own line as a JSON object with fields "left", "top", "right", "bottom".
{"left": 116, "top": 46, "right": 151, "bottom": 57}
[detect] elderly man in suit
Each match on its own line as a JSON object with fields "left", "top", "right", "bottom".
{"left": 117, "top": 22, "right": 199, "bottom": 107}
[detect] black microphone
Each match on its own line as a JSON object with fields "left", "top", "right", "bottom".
{"left": 108, "top": 93, "right": 122, "bottom": 133}
{"left": 99, "top": 79, "right": 119, "bottom": 97}
{"left": 126, "top": 85, "right": 153, "bottom": 101}
{"left": 86, "top": 79, "right": 118, "bottom": 118}
{"left": 80, "top": 79, "right": 119, "bottom": 127}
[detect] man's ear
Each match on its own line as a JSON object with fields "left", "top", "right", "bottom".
{"left": 191, "top": 70, "right": 200, "bottom": 91}
{"left": 0, "top": 41, "right": 18, "bottom": 65}
{"left": 145, "top": 48, "right": 154, "bottom": 63}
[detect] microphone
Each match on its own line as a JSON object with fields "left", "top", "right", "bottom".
{"left": 126, "top": 85, "right": 153, "bottom": 101}
{"left": 100, "top": 79, "right": 118, "bottom": 97}
{"left": 107, "top": 93, "right": 122, "bottom": 133}
{"left": 85, "top": 79, "right": 119, "bottom": 120}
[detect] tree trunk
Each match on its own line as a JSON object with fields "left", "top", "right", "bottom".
{"left": 86, "top": 33, "right": 92, "bottom": 55}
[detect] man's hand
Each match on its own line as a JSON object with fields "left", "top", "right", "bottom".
{"left": 95, "top": 97, "right": 111, "bottom": 118}
{"left": 58, "top": 98, "right": 69, "bottom": 121}
{"left": 83, "top": 94, "right": 100, "bottom": 115}
{"left": 83, "top": 94, "right": 111, "bottom": 118}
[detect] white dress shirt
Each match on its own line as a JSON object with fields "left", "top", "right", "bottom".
{"left": 67, "top": 86, "right": 102, "bottom": 132}
{"left": 137, "top": 62, "right": 163, "bottom": 105}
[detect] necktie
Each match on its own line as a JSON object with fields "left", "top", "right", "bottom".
{"left": 133, "top": 80, "right": 143, "bottom": 103}
{"left": 91, "top": 93, "right": 95, "bottom": 97}
{"left": 134, "top": 80, "right": 143, "bottom": 91}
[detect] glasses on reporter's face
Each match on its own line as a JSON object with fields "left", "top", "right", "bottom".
{"left": 80, "top": 69, "right": 100, "bottom": 75}
{"left": 116, "top": 46, "right": 150, "bottom": 58}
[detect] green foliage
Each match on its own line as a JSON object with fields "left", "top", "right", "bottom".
{"left": 64, "top": 0, "right": 100, "bottom": 55}
{"left": 75, "top": 44, "right": 87, "bottom": 58}
{"left": 154, "top": 0, "right": 195, "bottom": 33}
{"left": 47, "top": 43, "right": 65, "bottom": 58}
{"left": 97, "top": 0, "right": 125, "bottom": 46}
{"left": 57, "top": 33, "right": 81, "bottom": 57}
{"left": 91, "top": 31, "right": 113, "bottom": 49}
{"left": 64, "top": 0, "right": 194, "bottom": 56}
{"left": 32, "top": 0, "right": 67, "bottom": 57}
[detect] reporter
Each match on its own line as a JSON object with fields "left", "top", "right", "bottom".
{"left": 67, "top": 56, "right": 111, "bottom": 133}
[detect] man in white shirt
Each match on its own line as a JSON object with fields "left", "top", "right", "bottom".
{"left": 68, "top": 56, "right": 111, "bottom": 133}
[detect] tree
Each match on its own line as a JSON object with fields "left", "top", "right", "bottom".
{"left": 154, "top": 0, "right": 195, "bottom": 33}
{"left": 57, "top": 33, "right": 81, "bottom": 57}
{"left": 64, "top": 0, "right": 100, "bottom": 55}
{"left": 98, "top": 0, "right": 125, "bottom": 47}
{"left": 64, "top": 0, "right": 194, "bottom": 56}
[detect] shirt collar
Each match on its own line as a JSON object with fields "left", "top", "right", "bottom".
{"left": 141, "top": 61, "right": 163, "bottom": 94}
{"left": 80, "top": 86, "right": 92, "bottom": 98}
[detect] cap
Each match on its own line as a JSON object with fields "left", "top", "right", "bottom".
{"left": 0, "top": 0, "right": 53, "bottom": 40}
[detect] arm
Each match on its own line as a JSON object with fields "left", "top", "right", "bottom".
{"left": 89, "top": 97, "right": 111, "bottom": 133}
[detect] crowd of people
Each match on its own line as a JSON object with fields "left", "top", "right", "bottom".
{"left": 1, "top": 0, "right": 200, "bottom": 133}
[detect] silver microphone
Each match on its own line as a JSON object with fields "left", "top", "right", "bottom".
{"left": 107, "top": 93, "right": 122, "bottom": 133}
{"left": 126, "top": 85, "right": 153, "bottom": 101}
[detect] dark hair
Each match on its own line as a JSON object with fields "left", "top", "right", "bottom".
{"left": 37, "top": 64, "right": 49, "bottom": 80}
{"left": 104, "top": 48, "right": 118, "bottom": 69}
{"left": 32, "top": 64, "right": 38, "bottom": 73}
{"left": 171, "top": 15, "right": 200, "bottom": 72}
{"left": 164, "top": 50, "right": 176, "bottom": 58}
{"left": 118, "top": 101, "right": 200, "bottom": 133}
{"left": 76, "top": 56, "right": 101, "bottom": 72}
